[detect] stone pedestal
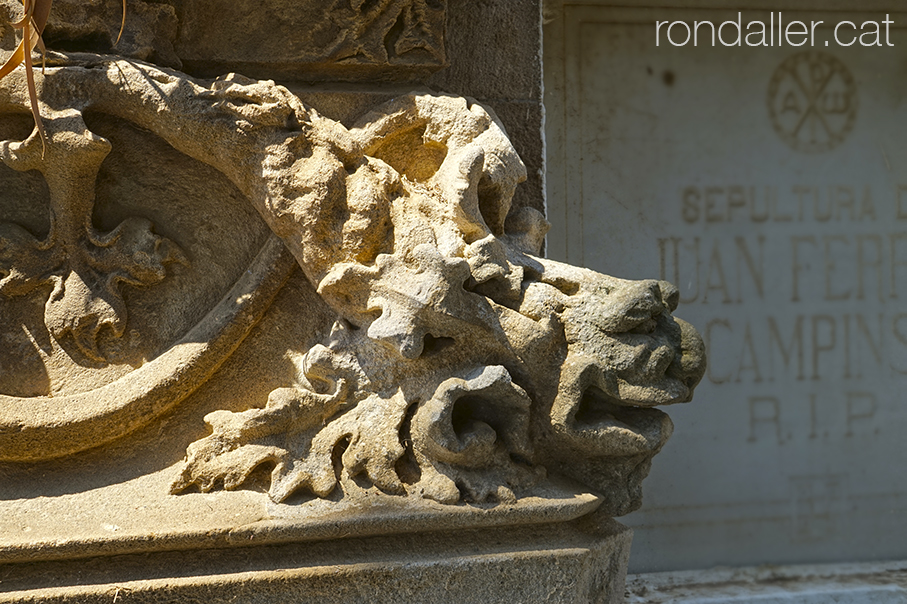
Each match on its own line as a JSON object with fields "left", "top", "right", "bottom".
{"left": 0, "top": 515, "right": 632, "bottom": 603}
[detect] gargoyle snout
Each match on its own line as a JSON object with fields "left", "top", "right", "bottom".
{"left": 657, "top": 280, "right": 679, "bottom": 312}
{"left": 666, "top": 317, "right": 707, "bottom": 394}
{"left": 609, "top": 279, "right": 667, "bottom": 334}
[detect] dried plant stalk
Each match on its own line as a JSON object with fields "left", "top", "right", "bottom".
{"left": 0, "top": 0, "right": 127, "bottom": 150}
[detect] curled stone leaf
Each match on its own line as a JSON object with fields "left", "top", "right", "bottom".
{"left": 172, "top": 381, "right": 350, "bottom": 500}
{"left": 410, "top": 365, "right": 540, "bottom": 504}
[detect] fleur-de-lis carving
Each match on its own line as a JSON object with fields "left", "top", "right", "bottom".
{"left": 0, "top": 112, "right": 186, "bottom": 362}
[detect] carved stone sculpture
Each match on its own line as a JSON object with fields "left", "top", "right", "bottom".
{"left": 0, "top": 59, "right": 704, "bottom": 519}
{"left": 0, "top": 3, "right": 704, "bottom": 597}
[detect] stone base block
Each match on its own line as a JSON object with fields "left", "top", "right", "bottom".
{"left": 0, "top": 516, "right": 632, "bottom": 604}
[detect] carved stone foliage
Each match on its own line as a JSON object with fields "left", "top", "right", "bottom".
{"left": 0, "top": 113, "right": 186, "bottom": 362}
{"left": 0, "top": 58, "right": 704, "bottom": 516}
{"left": 0, "top": 0, "right": 445, "bottom": 82}
{"left": 0, "top": 68, "right": 295, "bottom": 459}
{"left": 171, "top": 0, "right": 447, "bottom": 80}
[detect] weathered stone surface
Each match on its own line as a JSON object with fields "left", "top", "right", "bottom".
{"left": 486, "top": 99, "right": 546, "bottom": 217}
{"left": 0, "top": 516, "right": 632, "bottom": 603}
{"left": 1, "top": 0, "right": 180, "bottom": 67}
{"left": 171, "top": 0, "right": 447, "bottom": 82}
{"left": 0, "top": 59, "right": 703, "bottom": 514}
{"left": 429, "top": 0, "right": 545, "bottom": 215}
{"left": 0, "top": 0, "right": 545, "bottom": 222}
{"left": 0, "top": 0, "right": 702, "bottom": 599}
{"left": 1, "top": 0, "right": 446, "bottom": 81}
{"left": 427, "top": 0, "right": 541, "bottom": 100}
{"left": 0, "top": 55, "right": 702, "bottom": 596}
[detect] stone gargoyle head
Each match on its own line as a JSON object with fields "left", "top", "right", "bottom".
{"left": 155, "top": 76, "right": 707, "bottom": 515}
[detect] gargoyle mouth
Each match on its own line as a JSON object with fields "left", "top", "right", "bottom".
{"left": 542, "top": 353, "right": 681, "bottom": 516}
{"left": 548, "top": 354, "right": 676, "bottom": 459}
{"left": 572, "top": 385, "right": 672, "bottom": 454}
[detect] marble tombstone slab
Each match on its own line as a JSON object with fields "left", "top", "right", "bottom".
{"left": 0, "top": 0, "right": 706, "bottom": 601}
{"left": 545, "top": 0, "right": 907, "bottom": 573}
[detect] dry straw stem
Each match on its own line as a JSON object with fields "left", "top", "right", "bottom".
{"left": 0, "top": 0, "right": 126, "bottom": 152}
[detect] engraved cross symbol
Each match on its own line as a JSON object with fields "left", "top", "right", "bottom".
{"left": 769, "top": 52, "right": 856, "bottom": 153}
{"left": 0, "top": 112, "right": 186, "bottom": 361}
{"left": 784, "top": 58, "right": 846, "bottom": 144}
